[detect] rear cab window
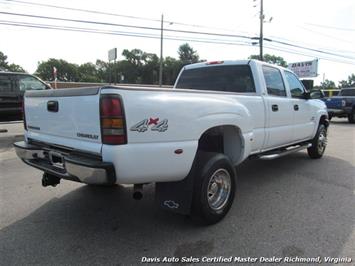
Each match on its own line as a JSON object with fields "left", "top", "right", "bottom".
{"left": 262, "top": 65, "right": 287, "bottom": 97}
{"left": 175, "top": 65, "right": 256, "bottom": 93}
{"left": 284, "top": 71, "right": 306, "bottom": 98}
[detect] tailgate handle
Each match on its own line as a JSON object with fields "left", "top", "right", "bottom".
{"left": 47, "top": 101, "right": 58, "bottom": 112}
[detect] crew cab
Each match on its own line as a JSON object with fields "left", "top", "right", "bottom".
{"left": 14, "top": 60, "right": 329, "bottom": 224}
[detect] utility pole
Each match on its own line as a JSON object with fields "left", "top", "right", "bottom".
{"left": 259, "top": 0, "right": 264, "bottom": 61}
{"left": 159, "top": 14, "right": 164, "bottom": 87}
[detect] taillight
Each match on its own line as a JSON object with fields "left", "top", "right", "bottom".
{"left": 100, "top": 95, "right": 126, "bottom": 145}
{"left": 22, "top": 99, "right": 27, "bottom": 130}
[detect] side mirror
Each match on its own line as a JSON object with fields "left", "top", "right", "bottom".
{"left": 310, "top": 89, "right": 324, "bottom": 99}
{"left": 303, "top": 91, "right": 311, "bottom": 100}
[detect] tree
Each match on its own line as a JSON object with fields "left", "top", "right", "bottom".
{"left": 320, "top": 79, "right": 336, "bottom": 89}
{"left": 163, "top": 56, "right": 181, "bottom": 85}
{"left": 122, "top": 49, "right": 147, "bottom": 66}
{"left": 95, "top": 59, "right": 109, "bottom": 82}
{"left": 0, "top": 51, "right": 8, "bottom": 70}
{"left": 35, "top": 58, "right": 79, "bottom": 81}
{"left": 249, "top": 54, "right": 288, "bottom": 67}
{"left": 178, "top": 43, "right": 199, "bottom": 65}
{"left": 141, "top": 53, "right": 159, "bottom": 84}
{"left": 0, "top": 51, "right": 26, "bottom": 72}
{"left": 338, "top": 74, "right": 355, "bottom": 88}
{"left": 78, "top": 62, "right": 100, "bottom": 82}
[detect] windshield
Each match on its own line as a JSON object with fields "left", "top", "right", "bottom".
{"left": 175, "top": 65, "right": 255, "bottom": 93}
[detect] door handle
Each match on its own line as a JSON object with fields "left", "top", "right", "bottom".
{"left": 294, "top": 104, "right": 299, "bottom": 111}
{"left": 47, "top": 101, "right": 59, "bottom": 112}
{"left": 272, "top": 104, "right": 279, "bottom": 112}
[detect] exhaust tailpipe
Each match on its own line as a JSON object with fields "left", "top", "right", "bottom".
{"left": 133, "top": 184, "right": 143, "bottom": 200}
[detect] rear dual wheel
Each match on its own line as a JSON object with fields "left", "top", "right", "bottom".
{"left": 191, "top": 152, "right": 236, "bottom": 225}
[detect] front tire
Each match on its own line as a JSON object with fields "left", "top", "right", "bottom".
{"left": 307, "top": 124, "right": 327, "bottom": 159}
{"left": 191, "top": 152, "right": 236, "bottom": 225}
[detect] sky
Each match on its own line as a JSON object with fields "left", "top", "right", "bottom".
{"left": 0, "top": 0, "right": 354, "bottom": 86}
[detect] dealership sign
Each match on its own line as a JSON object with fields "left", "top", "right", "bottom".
{"left": 288, "top": 59, "right": 318, "bottom": 78}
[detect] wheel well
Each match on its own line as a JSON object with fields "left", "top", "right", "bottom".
{"left": 320, "top": 115, "right": 329, "bottom": 127}
{"left": 198, "top": 125, "right": 244, "bottom": 164}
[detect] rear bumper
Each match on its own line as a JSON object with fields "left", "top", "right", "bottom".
{"left": 14, "top": 141, "right": 116, "bottom": 185}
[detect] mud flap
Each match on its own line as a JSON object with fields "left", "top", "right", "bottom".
{"left": 155, "top": 160, "right": 197, "bottom": 215}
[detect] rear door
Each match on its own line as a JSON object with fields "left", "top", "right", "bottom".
{"left": 284, "top": 71, "right": 315, "bottom": 141}
{"left": 262, "top": 65, "right": 294, "bottom": 149}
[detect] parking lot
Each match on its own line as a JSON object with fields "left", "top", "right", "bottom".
{"left": 0, "top": 119, "right": 354, "bottom": 265}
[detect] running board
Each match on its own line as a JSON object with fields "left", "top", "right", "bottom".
{"left": 258, "top": 143, "right": 312, "bottom": 160}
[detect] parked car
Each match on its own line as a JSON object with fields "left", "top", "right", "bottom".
{"left": 0, "top": 72, "right": 51, "bottom": 119}
{"left": 14, "top": 60, "right": 328, "bottom": 224}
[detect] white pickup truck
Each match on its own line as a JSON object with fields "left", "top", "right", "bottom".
{"left": 14, "top": 60, "right": 328, "bottom": 224}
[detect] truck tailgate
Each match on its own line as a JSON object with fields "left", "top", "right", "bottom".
{"left": 24, "top": 87, "right": 102, "bottom": 154}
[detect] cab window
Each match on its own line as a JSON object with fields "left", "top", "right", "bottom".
{"left": 262, "top": 66, "right": 286, "bottom": 97}
{"left": 175, "top": 65, "right": 256, "bottom": 93}
{"left": 17, "top": 75, "right": 46, "bottom": 91}
{"left": 285, "top": 71, "right": 305, "bottom": 98}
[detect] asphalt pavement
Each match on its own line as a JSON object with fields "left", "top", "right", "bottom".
{"left": 0, "top": 119, "right": 354, "bottom": 265}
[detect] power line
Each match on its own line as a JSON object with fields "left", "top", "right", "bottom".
{"left": 0, "top": 20, "right": 252, "bottom": 47}
{"left": 2, "top": 10, "right": 355, "bottom": 61}
{"left": 297, "top": 26, "right": 355, "bottom": 46}
{"left": 0, "top": 11, "right": 253, "bottom": 40}
{"left": 1, "top": 0, "right": 252, "bottom": 33}
{"left": 267, "top": 38, "right": 355, "bottom": 60}
{"left": 264, "top": 43, "right": 355, "bottom": 65}
{"left": 1, "top": 19, "right": 354, "bottom": 66}
{"left": 1, "top": 0, "right": 161, "bottom": 23}
{"left": 305, "top": 22, "right": 355, "bottom": 32}
{"left": 269, "top": 33, "right": 355, "bottom": 55}
{"left": 3, "top": 0, "right": 354, "bottom": 60}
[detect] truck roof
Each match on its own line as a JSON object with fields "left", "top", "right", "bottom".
{"left": 0, "top": 71, "right": 30, "bottom": 75}
{"left": 183, "top": 59, "right": 290, "bottom": 72}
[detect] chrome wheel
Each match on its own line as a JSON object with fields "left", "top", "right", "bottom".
{"left": 317, "top": 130, "right": 327, "bottom": 154}
{"left": 207, "top": 168, "right": 231, "bottom": 211}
